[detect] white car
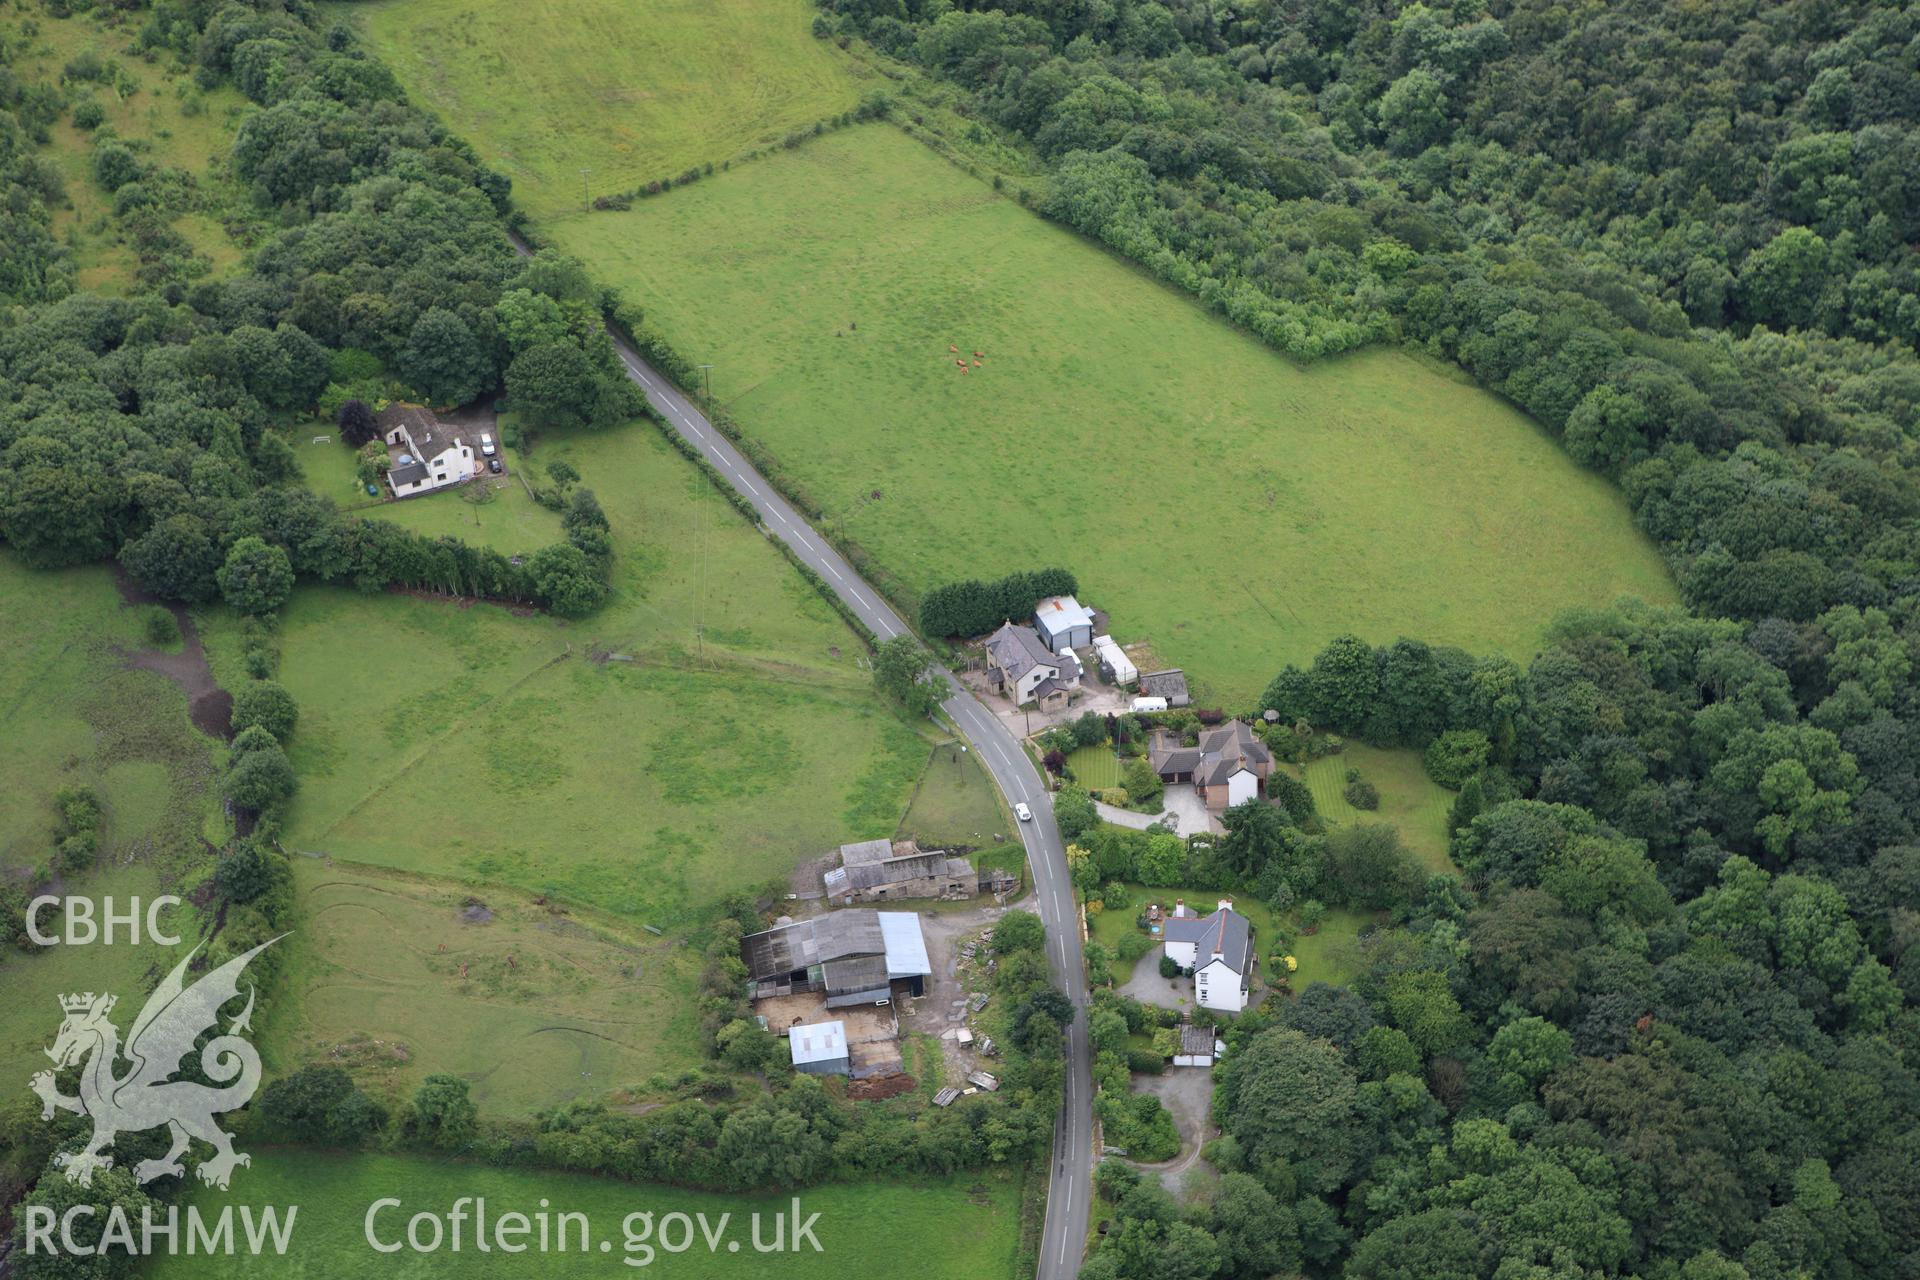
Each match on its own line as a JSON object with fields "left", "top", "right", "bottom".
{"left": 479, "top": 433, "right": 496, "bottom": 457}
{"left": 1014, "top": 802, "right": 1033, "bottom": 822}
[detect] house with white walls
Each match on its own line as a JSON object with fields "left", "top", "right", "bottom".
{"left": 379, "top": 404, "right": 475, "bottom": 498}
{"left": 1163, "top": 898, "right": 1255, "bottom": 1013}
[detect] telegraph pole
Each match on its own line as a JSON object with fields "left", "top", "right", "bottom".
{"left": 580, "top": 168, "right": 591, "bottom": 211}
{"left": 698, "top": 363, "right": 715, "bottom": 403}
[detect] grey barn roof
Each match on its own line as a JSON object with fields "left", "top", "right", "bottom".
{"left": 740, "top": 910, "right": 932, "bottom": 989}
{"left": 741, "top": 911, "right": 885, "bottom": 980}
{"left": 829, "top": 850, "right": 971, "bottom": 893}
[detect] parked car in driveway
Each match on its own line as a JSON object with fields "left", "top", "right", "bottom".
{"left": 487, "top": 457, "right": 502, "bottom": 474}
{"left": 1014, "top": 802, "right": 1032, "bottom": 822}
{"left": 479, "top": 433, "right": 496, "bottom": 457}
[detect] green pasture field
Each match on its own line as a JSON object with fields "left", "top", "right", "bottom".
{"left": 541, "top": 124, "right": 1676, "bottom": 703}
{"left": 150, "top": 1152, "right": 1023, "bottom": 1279}
{"left": 329, "top": 0, "right": 875, "bottom": 222}
{"left": 0, "top": 866, "right": 209, "bottom": 1090}
{"left": 0, "top": 557, "right": 224, "bottom": 1088}
{"left": 0, "top": 556, "right": 222, "bottom": 873}
{"left": 4, "top": 5, "right": 255, "bottom": 293}
{"left": 263, "top": 859, "right": 702, "bottom": 1115}
{"left": 896, "top": 742, "right": 1009, "bottom": 851}
{"left": 1297, "top": 743, "right": 1456, "bottom": 873}
{"left": 201, "top": 425, "right": 927, "bottom": 924}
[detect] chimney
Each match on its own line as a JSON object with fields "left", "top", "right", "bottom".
{"left": 1216, "top": 897, "right": 1233, "bottom": 914}
{"left": 1174, "top": 898, "right": 1186, "bottom": 917}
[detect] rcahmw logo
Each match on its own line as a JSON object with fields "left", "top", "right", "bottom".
{"left": 23, "top": 937, "right": 299, "bottom": 1260}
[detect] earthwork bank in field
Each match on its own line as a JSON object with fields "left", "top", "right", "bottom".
{"left": 202, "top": 426, "right": 927, "bottom": 924}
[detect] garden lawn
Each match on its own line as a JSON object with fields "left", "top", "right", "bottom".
{"left": 897, "top": 742, "right": 1009, "bottom": 851}
{"left": 150, "top": 1152, "right": 1024, "bottom": 1279}
{"left": 293, "top": 431, "right": 564, "bottom": 554}
{"left": 1087, "top": 878, "right": 1371, "bottom": 994}
{"left": 329, "top": 0, "right": 876, "bottom": 222}
{"left": 1064, "top": 745, "right": 1123, "bottom": 791}
{"left": 544, "top": 125, "right": 1676, "bottom": 702}
{"left": 1283, "top": 907, "right": 1372, "bottom": 993}
{"left": 203, "top": 424, "right": 928, "bottom": 924}
{"left": 1298, "top": 744, "right": 1456, "bottom": 873}
{"left": 262, "top": 859, "right": 702, "bottom": 1116}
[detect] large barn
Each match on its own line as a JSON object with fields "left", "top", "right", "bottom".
{"left": 741, "top": 910, "right": 933, "bottom": 1008}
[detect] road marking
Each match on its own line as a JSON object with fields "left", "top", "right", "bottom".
{"left": 824, "top": 563, "right": 843, "bottom": 582}
{"left": 740, "top": 477, "right": 761, "bottom": 496}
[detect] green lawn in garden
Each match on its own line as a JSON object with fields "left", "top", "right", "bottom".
{"left": 1064, "top": 745, "right": 1123, "bottom": 791}
{"left": 201, "top": 424, "right": 928, "bottom": 925}
{"left": 537, "top": 124, "right": 1677, "bottom": 702}
{"left": 1086, "top": 881, "right": 1277, "bottom": 959}
{"left": 1087, "top": 877, "right": 1370, "bottom": 994}
{"left": 329, "top": 0, "right": 876, "bottom": 221}
{"left": 149, "top": 1151, "right": 1023, "bottom": 1279}
{"left": 293, "top": 431, "right": 566, "bottom": 554}
{"left": 1298, "top": 743, "right": 1457, "bottom": 873}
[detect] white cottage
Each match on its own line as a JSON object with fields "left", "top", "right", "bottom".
{"left": 1164, "top": 899, "right": 1255, "bottom": 1013}
{"left": 379, "top": 404, "right": 475, "bottom": 498}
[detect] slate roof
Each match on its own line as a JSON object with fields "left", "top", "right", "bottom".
{"left": 1193, "top": 721, "right": 1271, "bottom": 784}
{"left": 827, "top": 849, "right": 971, "bottom": 893}
{"left": 1179, "top": 1024, "right": 1217, "bottom": 1056}
{"left": 1148, "top": 733, "right": 1202, "bottom": 775}
{"left": 387, "top": 459, "right": 430, "bottom": 487}
{"left": 1167, "top": 904, "right": 1252, "bottom": 976}
{"left": 985, "top": 622, "right": 1061, "bottom": 681}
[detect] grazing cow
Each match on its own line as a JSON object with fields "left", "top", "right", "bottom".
{"left": 972, "top": 359, "right": 981, "bottom": 367}
{"left": 974, "top": 351, "right": 984, "bottom": 358}
{"left": 955, "top": 359, "right": 967, "bottom": 367}
{"left": 949, "top": 344, "right": 958, "bottom": 352}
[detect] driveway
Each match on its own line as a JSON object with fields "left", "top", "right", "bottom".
{"left": 1159, "top": 785, "right": 1219, "bottom": 834}
{"left": 1129, "top": 1067, "right": 1218, "bottom": 1193}
{"left": 1116, "top": 944, "right": 1192, "bottom": 1012}
{"left": 955, "top": 667, "right": 1130, "bottom": 739}
{"left": 1092, "top": 783, "right": 1217, "bottom": 835}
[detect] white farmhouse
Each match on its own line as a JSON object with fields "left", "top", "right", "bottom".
{"left": 379, "top": 404, "right": 475, "bottom": 498}
{"left": 1164, "top": 898, "right": 1255, "bottom": 1013}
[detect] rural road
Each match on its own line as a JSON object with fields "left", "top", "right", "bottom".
{"left": 519, "top": 233, "right": 1094, "bottom": 1277}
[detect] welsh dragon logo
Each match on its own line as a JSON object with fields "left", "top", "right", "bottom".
{"left": 30, "top": 937, "right": 279, "bottom": 1190}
